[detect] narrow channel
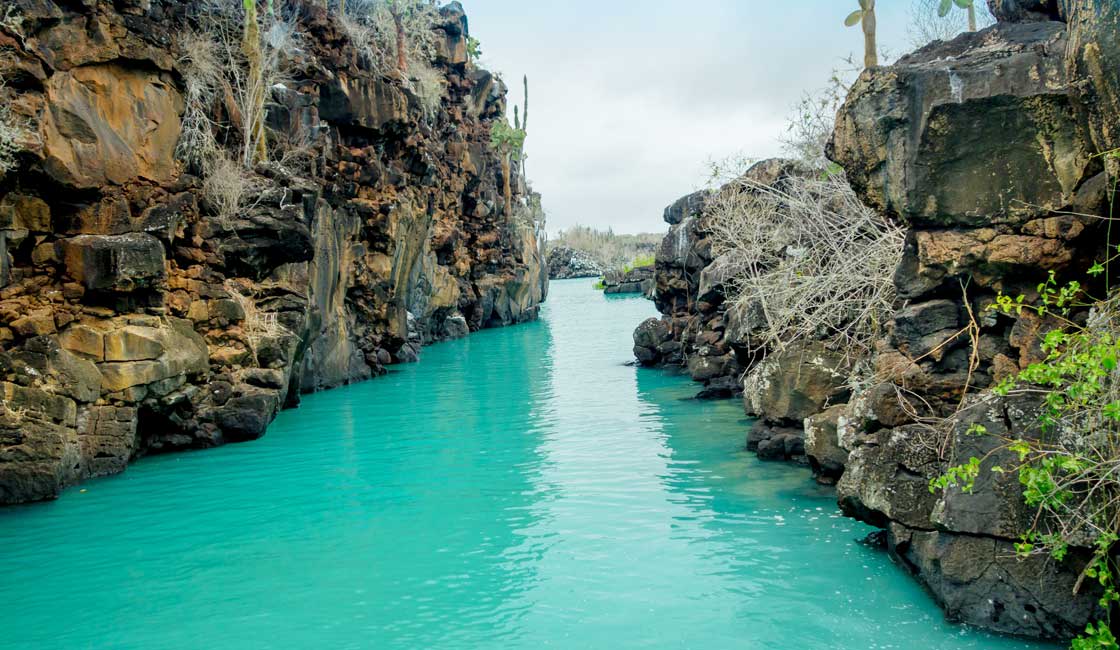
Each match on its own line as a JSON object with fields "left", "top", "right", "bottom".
{"left": 0, "top": 280, "right": 1055, "bottom": 649}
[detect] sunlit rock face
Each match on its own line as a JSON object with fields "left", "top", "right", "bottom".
{"left": 827, "top": 4, "right": 1118, "bottom": 639}
{"left": 0, "top": 0, "right": 545, "bottom": 503}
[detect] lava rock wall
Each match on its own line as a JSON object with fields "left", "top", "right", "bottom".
{"left": 0, "top": 0, "right": 546, "bottom": 504}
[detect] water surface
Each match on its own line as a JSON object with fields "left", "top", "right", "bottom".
{"left": 0, "top": 279, "right": 1053, "bottom": 649}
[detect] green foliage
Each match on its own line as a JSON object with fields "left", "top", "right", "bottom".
{"left": 466, "top": 36, "right": 482, "bottom": 61}
{"left": 844, "top": 0, "right": 871, "bottom": 27}
{"left": 928, "top": 456, "right": 981, "bottom": 494}
{"left": 490, "top": 118, "right": 526, "bottom": 154}
{"left": 933, "top": 269, "right": 1120, "bottom": 649}
{"left": 1071, "top": 621, "right": 1118, "bottom": 650}
{"left": 622, "top": 254, "right": 656, "bottom": 274}
{"left": 938, "top": 0, "right": 973, "bottom": 17}
{"left": 592, "top": 280, "right": 606, "bottom": 291}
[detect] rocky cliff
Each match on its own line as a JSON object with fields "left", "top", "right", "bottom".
{"left": 826, "top": 1, "right": 1117, "bottom": 637}
{"left": 635, "top": 0, "right": 1119, "bottom": 640}
{"left": 0, "top": 0, "right": 546, "bottom": 504}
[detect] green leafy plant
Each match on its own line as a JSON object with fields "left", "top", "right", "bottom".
{"left": 467, "top": 36, "right": 482, "bottom": 61}
{"left": 844, "top": 0, "right": 878, "bottom": 69}
{"left": 933, "top": 274, "right": 1120, "bottom": 649}
{"left": 490, "top": 118, "right": 526, "bottom": 217}
{"left": 938, "top": 0, "right": 977, "bottom": 32}
{"left": 593, "top": 280, "right": 606, "bottom": 291}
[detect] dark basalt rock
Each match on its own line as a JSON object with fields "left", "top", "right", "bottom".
{"left": 547, "top": 246, "right": 603, "bottom": 279}
{"left": 824, "top": 11, "right": 1116, "bottom": 639}
{"left": 662, "top": 189, "right": 710, "bottom": 226}
{"left": 59, "top": 233, "right": 166, "bottom": 293}
{"left": 0, "top": 0, "right": 546, "bottom": 504}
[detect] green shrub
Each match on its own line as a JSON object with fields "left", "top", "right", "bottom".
{"left": 933, "top": 262, "right": 1120, "bottom": 650}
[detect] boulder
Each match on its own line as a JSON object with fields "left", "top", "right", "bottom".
{"left": 837, "top": 424, "right": 942, "bottom": 529}
{"left": 59, "top": 233, "right": 166, "bottom": 292}
{"left": 804, "top": 405, "right": 848, "bottom": 484}
{"left": 748, "top": 421, "right": 806, "bottom": 462}
{"left": 97, "top": 318, "right": 208, "bottom": 393}
{"left": 830, "top": 21, "right": 1096, "bottom": 228}
{"left": 0, "top": 381, "right": 79, "bottom": 505}
{"left": 0, "top": 194, "right": 51, "bottom": 233}
{"left": 547, "top": 246, "right": 603, "bottom": 279}
{"left": 77, "top": 405, "right": 137, "bottom": 477}
{"left": 743, "top": 341, "right": 850, "bottom": 424}
{"left": 9, "top": 336, "right": 102, "bottom": 404}
{"left": 890, "top": 525, "right": 1104, "bottom": 639}
{"left": 687, "top": 353, "right": 731, "bottom": 382}
{"left": 663, "top": 189, "right": 710, "bottom": 225}
{"left": 986, "top": 0, "right": 1063, "bottom": 22}
{"left": 212, "top": 392, "right": 282, "bottom": 443}
{"left": 632, "top": 317, "right": 672, "bottom": 366}
{"left": 320, "top": 75, "right": 409, "bottom": 131}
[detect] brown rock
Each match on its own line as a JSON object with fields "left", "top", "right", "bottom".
{"left": 104, "top": 326, "right": 165, "bottom": 362}
{"left": 39, "top": 64, "right": 183, "bottom": 189}
{"left": 59, "top": 324, "right": 105, "bottom": 361}
{"left": 11, "top": 310, "right": 56, "bottom": 337}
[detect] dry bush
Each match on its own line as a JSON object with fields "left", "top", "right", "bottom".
{"left": 0, "top": 5, "right": 24, "bottom": 41}
{"left": 176, "top": 29, "right": 223, "bottom": 172}
{"left": 780, "top": 60, "right": 861, "bottom": 173}
{"left": 226, "top": 282, "right": 292, "bottom": 354}
{"left": 180, "top": 4, "right": 298, "bottom": 170}
{"left": 409, "top": 59, "right": 444, "bottom": 120}
{"left": 907, "top": 0, "right": 995, "bottom": 48}
{"left": 338, "top": 13, "right": 386, "bottom": 68}
{"left": 342, "top": 0, "right": 444, "bottom": 117}
{"left": 548, "top": 226, "right": 662, "bottom": 271}
{"left": 707, "top": 173, "right": 904, "bottom": 356}
{"left": 202, "top": 154, "right": 260, "bottom": 226}
{"left": 0, "top": 403, "right": 27, "bottom": 425}
{"left": 0, "top": 79, "right": 33, "bottom": 178}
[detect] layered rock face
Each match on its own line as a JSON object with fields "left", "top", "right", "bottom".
{"left": 825, "top": 4, "right": 1118, "bottom": 639}
{"left": 0, "top": 0, "right": 545, "bottom": 504}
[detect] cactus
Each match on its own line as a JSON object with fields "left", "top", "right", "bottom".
{"left": 491, "top": 119, "right": 526, "bottom": 217}
{"left": 843, "top": 0, "right": 877, "bottom": 69}
{"left": 242, "top": 0, "right": 268, "bottom": 165}
{"left": 521, "top": 75, "right": 529, "bottom": 135}
{"left": 939, "top": 0, "right": 977, "bottom": 31}
{"left": 389, "top": 0, "right": 408, "bottom": 75}
{"left": 518, "top": 75, "right": 529, "bottom": 184}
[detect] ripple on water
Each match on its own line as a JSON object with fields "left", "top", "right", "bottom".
{"left": 0, "top": 280, "right": 1059, "bottom": 650}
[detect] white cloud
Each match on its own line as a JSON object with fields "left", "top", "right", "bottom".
{"left": 464, "top": 0, "right": 918, "bottom": 235}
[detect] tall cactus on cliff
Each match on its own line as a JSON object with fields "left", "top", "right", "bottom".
{"left": 242, "top": 0, "right": 268, "bottom": 165}
{"left": 518, "top": 75, "right": 529, "bottom": 185}
{"left": 939, "top": 0, "right": 977, "bottom": 31}
{"left": 389, "top": 0, "right": 408, "bottom": 75}
{"left": 844, "top": 0, "right": 878, "bottom": 69}
{"left": 491, "top": 119, "right": 526, "bottom": 218}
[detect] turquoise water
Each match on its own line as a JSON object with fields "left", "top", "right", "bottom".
{"left": 0, "top": 279, "right": 1052, "bottom": 650}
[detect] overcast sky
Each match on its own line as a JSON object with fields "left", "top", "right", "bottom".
{"left": 463, "top": 0, "right": 928, "bottom": 236}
